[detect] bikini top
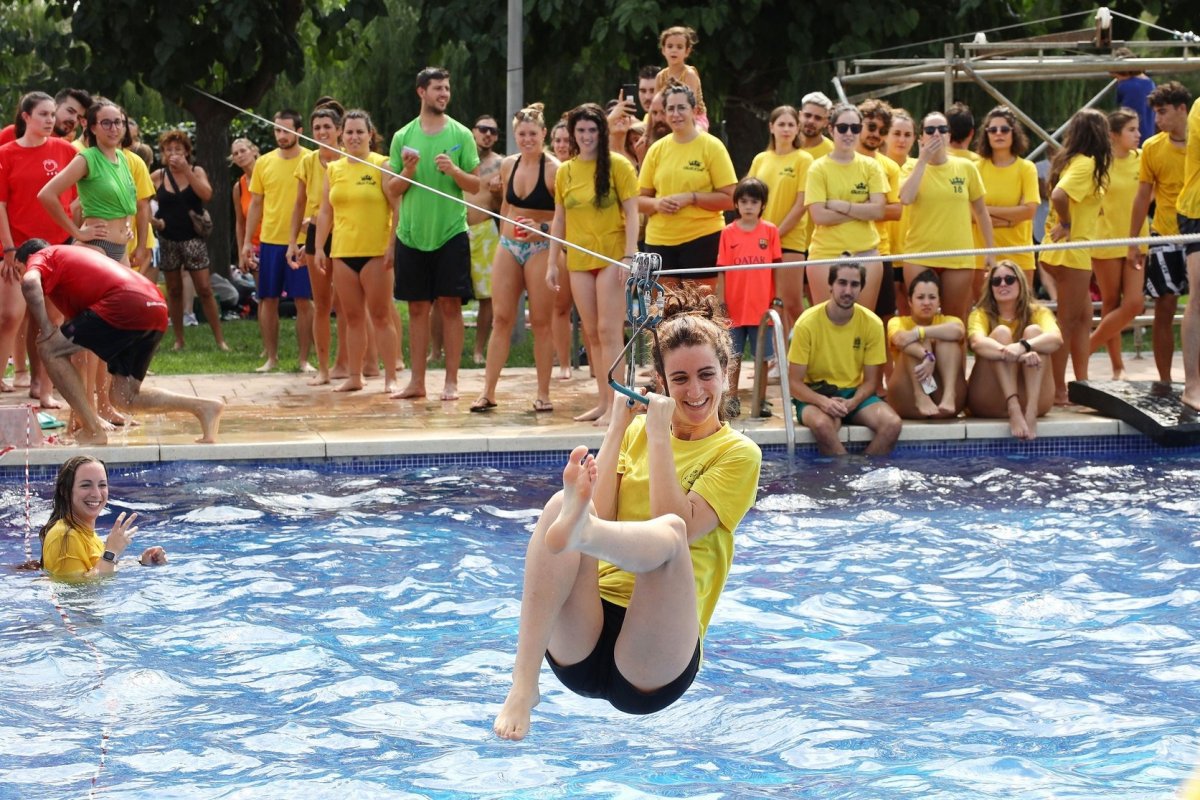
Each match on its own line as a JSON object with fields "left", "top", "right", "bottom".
{"left": 505, "top": 152, "right": 555, "bottom": 211}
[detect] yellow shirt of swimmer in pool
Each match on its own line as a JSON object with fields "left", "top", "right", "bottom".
{"left": 599, "top": 416, "right": 761, "bottom": 646}
{"left": 40, "top": 519, "right": 103, "bottom": 577}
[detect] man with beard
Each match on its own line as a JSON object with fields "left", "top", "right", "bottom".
{"left": 0, "top": 88, "right": 92, "bottom": 146}
{"left": 787, "top": 261, "right": 901, "bottom": 456}
{"left": 858, "top": 98, "right": 902, "bottom": 318}
{"left": 464, "top": 114, "right": 503, "bottom": 364}
{"left": 240, "top": 110, "right": 314, "bottom": 373}
{"left": 634, "top": 90, "right": 672, "bottom": 165}
{"left": 387, "top": 67, "right": 481, "bottom": 402}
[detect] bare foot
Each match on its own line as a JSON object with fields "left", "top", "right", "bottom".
{"left": 383, "top": 378, "right": 399, "bottom": 394}
{"left": 1007, "top": 396, "right": 1031, "bottom": 440}
{"left": 334, "top": 377, "right": 364, "bottom": 392}
{"left": 1024, "top": 402, "right": 1039, "bottom": 441}
{"left": 255, "top": 359, "right": 278, "bottom": 373}
{"left": 441, "top": 382, "right": 459, "bottom": 401}
{"left": 363, "top": 365, "right": 381, "bottom": 378}
{"left": 1182, "top": 391, "right": 1200, "bottom": 412}
{"left": 593, "top": 412, "right": 611, "bottom": 428}
{"left": 1053, "top": 390, "right": 1069, "bottom": 407}
{"left": 573, "top": 405, "right": 604, "bottom": 423}
{"left": 0, "top": 379, "right": 11, "bottom": 393}
{"left": 195, "top": 397, "right": 224, "bottom": 443}
{"left": 545, "top": 445, "right": 597, "bottom": 554}
{"left": 28, "top": 378, "right": 41, "bottom": 397}
{"left": 914, "top": 392, "right": 939, "bottom": 418}
{"left": 473, "top": 352, "right": 485, "bottom": 365}
{"left": 216, "top": 342, "right": 231, "bottom": 353}
{"left": 494, "top": 685, "right": 540, "bottom": 741}
{"left": 13, "top": 371, "right": 30, "bottom": 388}
{"left": 308, "top": 370, "right": 331, "bottom": 386}
{"left": 1111, "top": 367, "right": 1126, "bottom": 381}
{"left": 172, "top": 340, "right": 185, "bottom": 352}
{"left": 557, "top": 367, "right": 572, "bottom": 380}
{"left": 299, "top": 361, "right": 316, "bottom": 374}
{"left": 936, "top": 397, "right": 958, "bottom": 418}
{"left": 330, "top": 365, "right": 350, "bottom": 380}
{"left": 391, "top": 382, "right": 426, "bottom": 400}
{"left": 39, "top": 395, "right": 63, "bottom": 410}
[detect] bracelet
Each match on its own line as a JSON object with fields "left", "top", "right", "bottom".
{"left": 1060, "top": 220, "right": 1071, "bottom": 228}
{"left": 1019, "top": 338, "right": 1032, "bottom": 353}
{"left": 924, "top": 351, "right": 936, "bottom": 362}
{"left": 2, "top": 247, "right": 15, "bottom": 253}
{"left": 917, "top": 326, "right": 925, "bottom": 342}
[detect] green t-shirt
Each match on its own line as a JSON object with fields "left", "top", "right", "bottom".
{"left": 78, "top": 147, "right": 137, "bottom": 220}
{"left": 388, "top": 116, "right": 479, "bottom": 251}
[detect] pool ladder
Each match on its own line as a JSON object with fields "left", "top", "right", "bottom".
{"left": 749, "top": 308, "right": 795, "bottom": 458}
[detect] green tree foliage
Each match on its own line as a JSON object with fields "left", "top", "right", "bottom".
{"left": 35, "top": 0, "right": 386, "bottom": 274}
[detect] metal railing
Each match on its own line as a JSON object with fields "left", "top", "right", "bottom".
{"left": 749, "top": 308, "right": 794, "bottom": 458}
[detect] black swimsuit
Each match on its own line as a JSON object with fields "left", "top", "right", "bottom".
{"left": 505, "top": 152, "right": 555, "bottom": 211}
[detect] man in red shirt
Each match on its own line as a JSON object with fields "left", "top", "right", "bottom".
{"left": 18, "top": 240, "right": 224, "bottom": 444}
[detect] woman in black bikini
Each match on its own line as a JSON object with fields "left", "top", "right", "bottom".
{"left": 151, "top": 129, "right": 228, "bottom": 352}
{"left": 472, "top": 103, "right": 560, "bottom": 414}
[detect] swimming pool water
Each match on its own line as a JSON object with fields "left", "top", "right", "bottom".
{"left": 1, "top": 452, "right": 1198, "bottom": 799}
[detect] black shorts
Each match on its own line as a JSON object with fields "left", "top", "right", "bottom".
{"left": 874, "top": 259, "right": 897, "bottom": 317}
{"left": 61, "top": 309, "right": 163, "bottom": 382}
{"left": 546, "top": 598, "right": 701, "bottom": 715}
{"left": 1144, "top": 237, "right": 1189, "bottom": 298}
{"left": 339, "top": 256, "right": 372, "bottom": 273}
{"left": 644, "top": 231, "right": 721, "bottom": 281}
{"left": 393, "top": 232, "right": 473, "bottom": 302}
{"left": 303, "top": 224, "right": 332, "bottom": 258}
{"left": 1179, "top": 214, "right": 1200, "bottom": 257}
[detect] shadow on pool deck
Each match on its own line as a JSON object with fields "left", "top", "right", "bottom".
{"left": 0, "top": 351, "right": 1181, "bottom": 465}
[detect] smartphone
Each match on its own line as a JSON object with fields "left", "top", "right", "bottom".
{"left": 620, "top": 83, "right": 639, "bottom": 115}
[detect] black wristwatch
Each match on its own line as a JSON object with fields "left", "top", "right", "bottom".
{"left": 102, "top": 550, "right": 118, "bottom": 563}
{"left": 1019, "top": 339, "right": 1033, "bottom": 353}
{"left": 539, "top": 222, "right": 550, "bottom": 233}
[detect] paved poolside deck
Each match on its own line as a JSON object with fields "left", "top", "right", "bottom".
{"left": 0, "top": 351, "right": 1186, "bottom": 467}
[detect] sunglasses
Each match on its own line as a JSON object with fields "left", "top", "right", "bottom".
{"left": 833, "top": 122, "right": 863, "bottom": 134}
{"left": 475, "top": 125, "right": 498, "bottom": 135}
{"left": 990, "top": 274, "right": 1019, "bottom": 287}
{"left": 923, "top": 125, "right": 950, "bottom": 135}
{"left": 986, "top": 125, "right": 1013, "bottom": 134}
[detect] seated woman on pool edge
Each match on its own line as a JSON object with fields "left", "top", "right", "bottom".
{"left": 32, "top": 455, "right": 166, "bottom": 577}
{"left": 885, "top": 269, "right": 967, "bottom": 420}
{"left": 966, "top": 260, "right": 1063, "bottom": 441}
{"left": 494, "top": 286, "right": 762, "bottom": 741}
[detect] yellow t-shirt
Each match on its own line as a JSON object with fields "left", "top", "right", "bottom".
{"left": 1176, "top": 98, "right": 1200, "bottom": 218}
{"left": 639, "top": 132, "right": 738, "bottom": 246}
{"left": 249, "top": 148, "right": 305, "bottom": 245}
{"left": 41, "top": 519, "right": 102, "bottom": 577}
{"left": 949, "top": 146, "right": 982, "bottom": 163}
{"left": 889, "top": 157, "right": 918, "bottom": 267}
{"left": 787, "top": 301, "right": 886, "bottom": 389}
{"left": 1093, "top": 150, "right": 1149, "bottom": 258}
{"left": 797, "top": 138, "right": 834, "bottom": 254}
{"left": 600, "top": 417, "right": 762, "bottom": 646}
{"left": 975, "top": 157, "right": 1040, "bottom": 270}
{"left": 326, "top": 152, "right": 391, "bottom": 259}
{"left": 1042, "top": 155, "right": 1104, "bottom": 270}
{"left": 872, "top": 151, "right": 900, "bottom": 256}
{"left": 804, "top": 153, "right": 886, "bottom": 260}
{"left": 967, "top": 304, "right": 1059, "bottom": 342}
{"left": 901, "top": 156, "right": 985, "bottom": 269}
{"left": 555, "top": 153, "right": 639, "bottom": 272}
{"left": 747, "top": 148, "right": 814, "bottom": 252}
{"left": 1139, "top": 132, "right": 1187, "bottom": 236}
{"left": 295, "top": 148, "right": 340, "bottom": 221}
{"left": 124, "top": 149, "right": 156, "bottom": 253}
{"left": 886, "top": 313, "right": 962, "bottom": 352}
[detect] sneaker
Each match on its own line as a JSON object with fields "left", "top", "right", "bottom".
{"left": 183, "top": 313, "right": 199, "bottom": 327}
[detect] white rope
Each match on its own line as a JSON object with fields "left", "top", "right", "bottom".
{"left": 1107, "top": 9, "right": 1199, "bottom": 43}
{"left": 188, "top": 86, "right": 631, "bottom": 273}
{"left": 660, "top": 232, "right": 1200, "bottom": 276}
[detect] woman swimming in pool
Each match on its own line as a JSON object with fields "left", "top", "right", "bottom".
{"left": 494, "top": 285, "right": 762, "bottom": 741}
{"left": 35, "top": 455, "right": 166, "bottom": 577}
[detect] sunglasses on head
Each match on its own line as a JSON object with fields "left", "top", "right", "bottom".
{"left": 475, "top": 125, "right": 498, "bottom": 135}
{"left": 923, "top": 124, "right": 950, "bottom": 135}
{"left": 990, "top": 274, "right": 1019, "bottom": 287}
{"left": 986, "top": 125, "right": 1013, "bottom": 134}
{"left": 833, "top": 122, "right": 863, "bottom": 134}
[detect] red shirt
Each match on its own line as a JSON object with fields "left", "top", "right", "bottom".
{"left": 0, "top": 138, "right": 78, "bottom": 245}
{"left": 27, "top": 245, "right": 167, "bottom": 331}
{"left": 0, "top": 125, "right": 15, "bottom": 146}
{"left": 717, "top": 220, "right": 781, "bottom": 327}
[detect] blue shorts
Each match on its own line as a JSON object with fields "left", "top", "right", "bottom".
{"left": 792, "top": 386, "right": 882, "bottom": 422}
{"left": 730, "top": 325, "right": 774, "bottom": 361}
{"left": 257, "top": 242, "right": 313, "bottom": 300}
